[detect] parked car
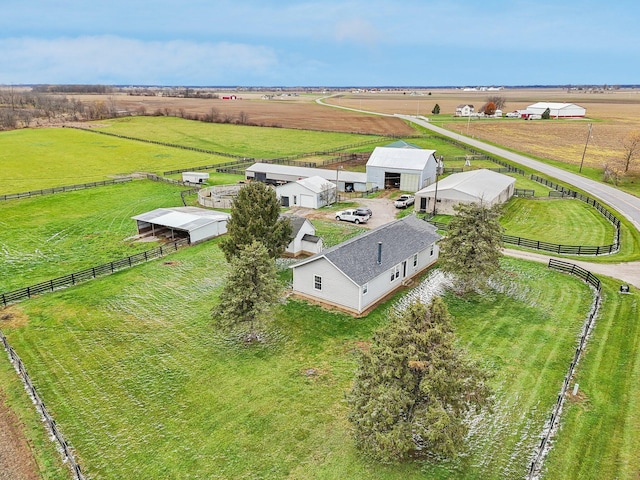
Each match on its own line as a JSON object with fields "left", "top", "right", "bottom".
{"left": 335, "top": 209, "right": 370, "bottom": 224}
{"left": 394, "top": 194, "right": 415, "bottom": 209}
{"left": 355, "top": 207, "right": 372, "bottom": 217}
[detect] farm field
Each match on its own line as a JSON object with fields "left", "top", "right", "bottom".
{"left": 0, "top": 180, "right": 187, "bottom": 292}
{"left": 1, "top": 243, "right": 598, "bottom": 479}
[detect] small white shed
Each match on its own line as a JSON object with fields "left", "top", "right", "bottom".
{"left": 276, "top": 176, "right": 336, "bottom": 209}
{"left": 415, "top": 169, "right": 515, "bottom": 214}
{"left": 132, "top": 207, "right": 230, "bottom": 244}
{"left": 281, "top": 215, "right": 323, "bottom": 257}
{"left": 182, "top": 172, "right": 210, "bottom": 184}
{"left": 366, "top": 147, "right": 437, "bottom": 191}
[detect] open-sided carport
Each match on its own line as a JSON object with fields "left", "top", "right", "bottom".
{"left": 132, "top": 207, "right": 230, "bottom": 244}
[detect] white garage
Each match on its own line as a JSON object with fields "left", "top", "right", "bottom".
{"left": 276, "top": 176, "right": 336, "bottom": 209}
{"left": 366, "top": 146, "right": 438, "bottom": 191}
{"left": 132, "top": 207, "right": 230, "bottom": 244}
{"left": 525, "top": 102, "right": 586, "bottom": 118}
{"left": 415, "top": 169, "right": 515, "bottom": 215}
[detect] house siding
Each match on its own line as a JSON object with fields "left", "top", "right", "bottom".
{"left": 292, "top": 258, "right": 360, "bottom": 311}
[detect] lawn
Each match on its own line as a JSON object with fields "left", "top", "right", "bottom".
{"left": 0, "top": 180, "right": 189, "bottom": 292}
{"left": 501, "top": 197, "right": 616, "bottom": 246}
{"left": 0, "top": 128, "right": 230, "bottom": 194}
{"left": 92, "top": 116, "right": 389, "bottom": 159}
{"left": 1, "top": 243, "right": 596, "bottom": 479}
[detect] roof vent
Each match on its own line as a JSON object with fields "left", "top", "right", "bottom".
{"left": 377, "top": 242, "right": 382, "bottom": 265}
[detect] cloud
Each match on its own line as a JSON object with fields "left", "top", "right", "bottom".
{"left": 0, "top": 36, "right": 279, "bottom": 85}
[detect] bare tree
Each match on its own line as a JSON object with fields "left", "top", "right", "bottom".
{"left": 486, "top": 95, "right": 506, "bottom": 110}
{"left": 622, "top": 130, "right": 640, "bottom": 172}
{"left": 237, "top": 111, "right": 249, "bottom": 125}
{"left": 317, "top": 182, "right": 337, "bottom": 206}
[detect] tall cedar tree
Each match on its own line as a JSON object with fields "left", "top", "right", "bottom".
{"left": 347, "top": 298, "right": 492, "bottom": 463}
{"left": 213, "top": 241, "right": 281, "bottom": 337}
{"left": 437, "top": 201, "right": 504, "bottom": 293}
{"left": 220, "top": 182, "right": 292, "bottom": 261}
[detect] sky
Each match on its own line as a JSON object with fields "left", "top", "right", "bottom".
{"left": 1, "top": 0, "right": 639, "bottom": 87}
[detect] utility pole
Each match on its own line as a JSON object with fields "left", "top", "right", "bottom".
{"left": 579, "top": 123, "right": 593, "bottom": 173}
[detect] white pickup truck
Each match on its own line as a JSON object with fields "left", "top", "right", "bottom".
{"left": 394, "top": 194, "right": 415, "bottom": 209}
{"left": 335, "top": 209, "right": 370, "bottom": 224}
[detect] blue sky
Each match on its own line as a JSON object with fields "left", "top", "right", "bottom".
{"left": 1, "top": 0, "right": 638, "bottom": 86}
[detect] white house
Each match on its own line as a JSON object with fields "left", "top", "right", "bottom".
{"left": 276, "top": 175, "right": 336, "bottom": 209}
{"left": 245, "top": 163, "right": 369, "bottom": 192}
{"left": 282, "top": 215, "right": 323, "bottom": 257}
{"left": 366, "top": 146, "right": 438, "bottom": 191}
{"left": 454, "top": 104, "right": 475, "bottom": 117}
{"left": 414, "top": 169, "right": 516, "bottom": 215}
{"left": 182, "top": 172, "right": 210, "bottom": 184}
{"left": 131, "top": 207, "right": 230, "bottom": 244}
{"left": 291, "top": 215, "right": 441, "bottom": 315}
{"left": 524, "top": 102, "right": 586, "bottom": 118}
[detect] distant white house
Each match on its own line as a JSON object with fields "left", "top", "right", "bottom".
{"left": 414, "top": 169, "right": 516, "bottom": 215}
{"left": 132, "top": 207, "right": 230, "bottom": 244}
{"left": 291, "top": 215, "right": 441, "bottom": 315}
{"left": 281, "top": 215, "right": 323, "bottom": 257}
{"left": 523, "top": 102, "right": 586, "bottom": 118}
{"left": 182, "top": 172, "right": 209, "bottom": 184}
{"left": 366, "top": 146, "right": 438, "bottom": 191}
{"left": 455, "top": 104, "right": 475, "bottom": 117}
{"left": 275, "top": 175, "right": 336, "bottom": 208}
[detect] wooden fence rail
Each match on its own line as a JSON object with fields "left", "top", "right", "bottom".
{"left": 1, "top": 178, "right": 132, "bottom": 202}
{"left": 1, "top": 238, "right": 189, "bottom": 307}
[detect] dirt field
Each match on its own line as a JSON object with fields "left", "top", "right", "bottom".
{"left": 0, "top": 390, "right": 39, "bottom": 480}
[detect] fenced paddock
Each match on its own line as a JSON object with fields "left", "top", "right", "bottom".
{"left": 0, "top": 178, "right": 132, "bottom": 201}
{"left": 1, "top": 238, "right": 188, "bottom": 307}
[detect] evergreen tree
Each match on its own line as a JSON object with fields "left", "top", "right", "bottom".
{"left": 220, "top": 182, "right": 292, "bottom": 261}
{"left": 213, "top": 241, "right": 281, "bottom": 340}
{"left": 541, "top": 107, "right": 551, "bottom": 119}
{"left": 437, "top": 201, "right": 504, "bottom": 293}
{"left": 347, "top": 298, "right": 492, "bottom": 463}
{"left": 431, "top": 104, "right": 440, "bottom": 115}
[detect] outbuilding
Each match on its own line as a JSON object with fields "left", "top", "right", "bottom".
{"left": 132, "top": 207, "right": 230, "bottom": 244}
{"left": 366, "top": 146, "right": 438, "bottom": 191}
{"left": 524, "top": 102, "right": 586, "bottom": 118}
{"left": 276, "top": 175, "right": 336, "bottom": 208}
{"left": 182, "top": 172, "right": 210, "bottom": 184}
{"left": 281, "top": 215, "right": 323, "bottom": 257}
{"left": 414, "top": 169, "right": 515, "bottom": 214}
{"left": 245, "top": 162, "right": 369, "bottom": 192}
{"left": 291, "top": 215, "right": 441, "bottom": 315}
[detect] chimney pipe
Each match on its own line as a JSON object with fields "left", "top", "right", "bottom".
{"left": 377, "top": 242, "right": 382, "bottom": 264}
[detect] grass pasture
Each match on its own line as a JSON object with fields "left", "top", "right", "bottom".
{"left": 1, "top": 244, "right": 597, "bottom": 479}
{"left": 0, "top": 180, "right": 188, "bottom": 292}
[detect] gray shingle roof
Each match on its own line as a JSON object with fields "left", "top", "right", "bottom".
{"left": 293, "top": 215, "right": 440, "bottom": 286}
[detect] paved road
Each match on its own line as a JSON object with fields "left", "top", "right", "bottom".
{"left": 395, "top": 114, "right": 640, "bottom": 233}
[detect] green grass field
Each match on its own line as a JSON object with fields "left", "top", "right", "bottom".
{"left": 0, "top": 180, "right": 188, "bottom": 292}
{"left": 93, "top": 116, "right": 389, "bottom": 159}
{"left": 2, "top": 244, "right": 597, "bottom": 480}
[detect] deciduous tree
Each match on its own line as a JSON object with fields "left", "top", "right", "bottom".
{"left": 622, "top": 129, "right": 640, "bottom": 172}
{"left": 347, "top": 298, "right": 492, "bottom": 463}
{"left": 220, "top": 181, "right": 292, "bottom": 261}
{"left": 212, "top": 241, "right": 281, "bottom": 340}
{"left": 437, "top": 201, "right": 504, "bottom": 293}
{"left": 481, "top": 102, "right": 497, "bottom": 116}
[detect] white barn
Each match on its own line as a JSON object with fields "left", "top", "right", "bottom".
{"left": 414, "top": 169, "right": 515, "bottom": 215}
{"left": 291, "top": 215, "right": 441, "bottom": 315}
{"left": 275, "top": 176, "right": 336, "bottom": 209}
{"left": 366, "top": 147, "right": 438, "bottom": 191}
{"left": 245, "top": 163, "right": 369, "bottom": 192}
{"left": 524, "top": 102, "right": 586, "bottom": 118}
{"left": 282, "top": 215, "right": 323, "bottom": 257}
{"left": 132, "top": 207, "right": 230, "bottom": 244}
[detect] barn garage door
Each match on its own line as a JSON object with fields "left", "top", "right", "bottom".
{"left": 300, "top": 194, "right": 315, "bottom": 208}
{"left": 400, "top": 174, "right": 419, "bottom": 192}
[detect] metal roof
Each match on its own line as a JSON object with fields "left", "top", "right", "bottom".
{"left": 292, "top": 215, "right": 440, "bottom": 286}
{"left": 246, "top": 163, "right": 367, "bottom": 184}
{"left": 366, "top": 146, "right": 437, "bottom": 170}
{"left": 132, "top": 207, "right": 230, "bottom": 232}
{"left": 416, "top": 169, "right": 515, "bottom": 202}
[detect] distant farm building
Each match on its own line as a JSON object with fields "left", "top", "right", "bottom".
{"left": 282, "top": 215, "right": 323, "bottom": 257}
{"left": 221, "top": 95, "right": 237, "bottom": 100}
{"left": 454, "top": 104, "right": 475, "bottom": 117}
{"left": 276, "top": 175, "right": 336, "bottom": 209}
{"left": 132, "top": 207, "right": 230, "bottom": 244}
{"left": 523, "top": 102, "right": 586, "bottom": 118}
{"left": 366, "top": 146, "right": 438, "bottom": 191}
{"left": 414, "top": 169, "right": 515, "bottom": 215}
{"left": 182, "top": 172, "right": 209, "bottom": 184}
{"left": 245, "top": 163, "right": 368, "bottom": 192}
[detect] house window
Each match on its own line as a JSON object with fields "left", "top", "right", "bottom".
{"left": 363, "top": 283, "right": 368, "bottom": 295}
{"left": 390, "top": 264, "right": 400, "bottom": 282}
{"left": 314, "top": 275, "right": 322, "bottom": 290}
{"left": 413, "top": 254, "right": 418, "bottom": 267}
